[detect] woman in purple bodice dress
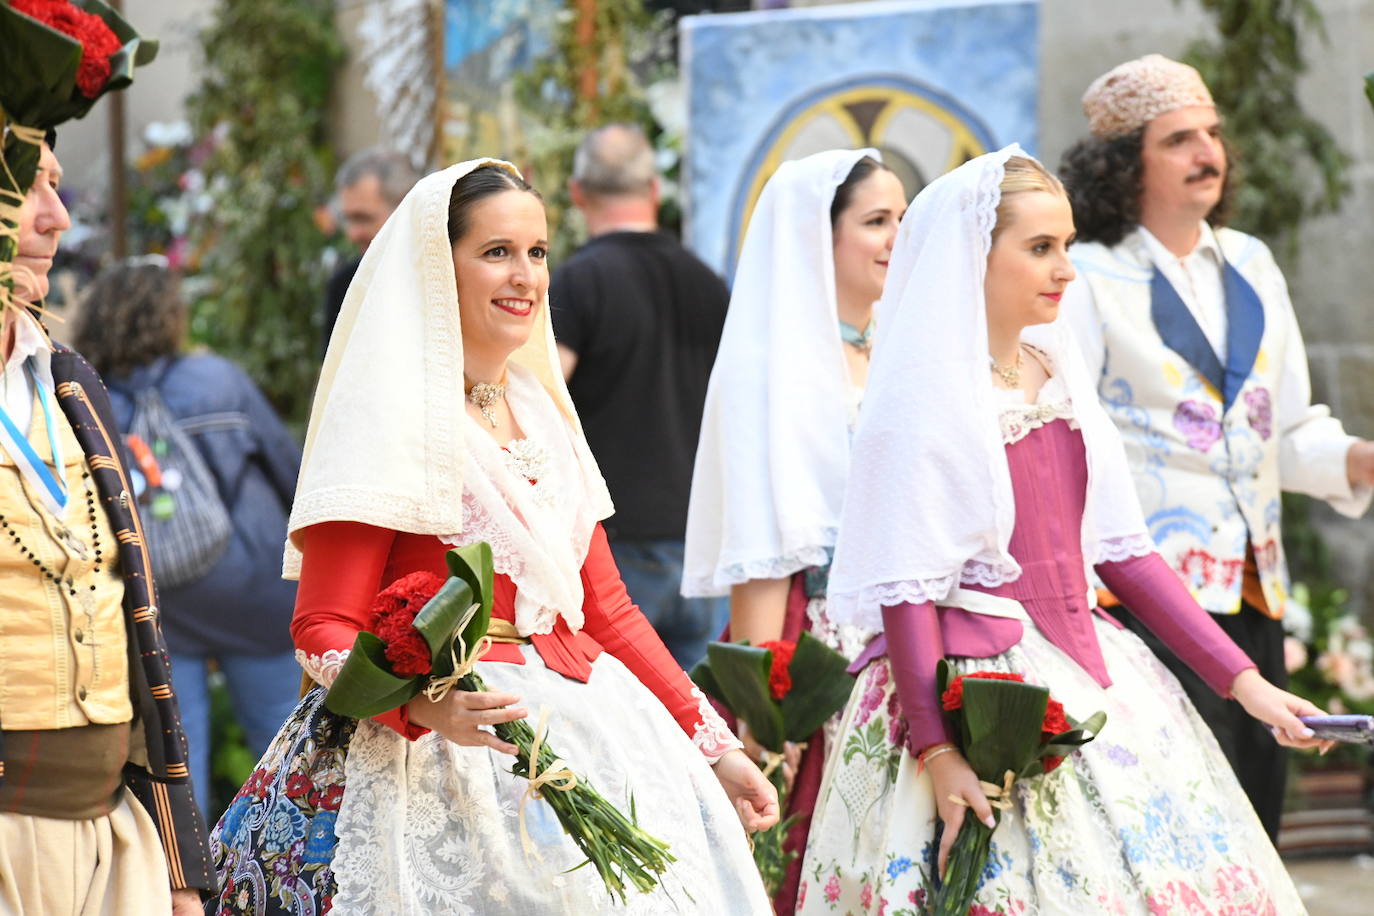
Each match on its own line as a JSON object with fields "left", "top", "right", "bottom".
{"left": 798, "top": 147, "right": 1323, "bottom": 914}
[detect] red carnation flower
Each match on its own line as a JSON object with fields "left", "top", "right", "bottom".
{"left": 940, "top": 670, "right": 1025, "bottom": 712}
{"left": 758, "top": 640, "right": 796, "bottom": 700}
{"left": 1041, "top": 697, "right": 1070, "bottom": 738}
{"left": 369, "top": 571, "right": 446, "bottom": 678}
{"left": 385, "top": 633, "right": 433, "bottom": 678}
{"left": 1039, "top": 698, "right": 1072, "bottom": 773}
{"left": 13, "top": 0, "right": 124, "bottom": 98}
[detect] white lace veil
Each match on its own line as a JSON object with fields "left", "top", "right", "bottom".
{"left": 285, "top": 158, "right": 614, "bottom": 636}
{"left": 825, "top": 145, "right": 1153, "bottom": 633}
{"left": 682, "top": 148, "right": 880, "bottom": 597}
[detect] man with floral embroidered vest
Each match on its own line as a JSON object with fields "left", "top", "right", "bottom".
{"left": 0, "top": 134, "right": 210, "bottom": 913}
{"left": 1059, "top": 54, "right": 1374, "bottom": 838}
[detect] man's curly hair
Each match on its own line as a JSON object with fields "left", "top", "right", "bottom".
{"left": 1058, "top": 128, "right": 1235, "bottom": 247}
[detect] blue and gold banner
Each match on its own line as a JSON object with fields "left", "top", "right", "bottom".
{"left": 682, "top": 0, "right": 1039, "bottom": 276}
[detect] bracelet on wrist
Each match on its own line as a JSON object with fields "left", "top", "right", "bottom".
{"left": 916, "top": 742, "right": 957, "bottom": 774}
{"left": 919, "top": 743, "right": 956, "bottom": 762}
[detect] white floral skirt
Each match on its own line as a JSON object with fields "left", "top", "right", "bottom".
{"left": 330, "top": 645, "right": 769, "bottom": 914}
{"left": 798, "top": 616, "right": 1307, "bottom": 916}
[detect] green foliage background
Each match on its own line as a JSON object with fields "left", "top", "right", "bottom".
{"left": 185, "top": 0, "right": 344, "bottom": 425}
{"left": 514, "top": 0, "right": 678, "bottom": 263}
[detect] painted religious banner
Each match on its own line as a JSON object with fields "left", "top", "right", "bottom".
{"left": 441, "top": 0, "right": 560, "bottom": 165}
{"left": 681, "top": 0, "right": 1039, "bottom": 276}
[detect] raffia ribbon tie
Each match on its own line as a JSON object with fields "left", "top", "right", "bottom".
{"left": 422, "top": 603, "right": 493, "bottom": 703}
{"left": 518, "top": 706, "right": 580, "bottom": 861}
{"left": 948, "top": 769, "right": 1017, "bottom": 813}
{"left": 758, "top": 740, "right": 808, "bottom": 780}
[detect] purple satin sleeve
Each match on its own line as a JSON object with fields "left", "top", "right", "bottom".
{"left": 1095, "top": 552, "right": 1256, "bottom": 697}
{"left": 880, "top": 602, "right": 956, "bottom": 754}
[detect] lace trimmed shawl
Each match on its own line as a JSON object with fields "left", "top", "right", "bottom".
{"left": 683, "top": 148, "right": 879, "bottom": 597}
{"left": 825, "top": 146, "right": 1154, "bottom": 634}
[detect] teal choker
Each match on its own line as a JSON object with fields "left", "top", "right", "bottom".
{"left": 839, "top": 318, "right": 875, "bottom": 352}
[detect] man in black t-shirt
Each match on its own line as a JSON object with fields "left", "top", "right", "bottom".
{"left": 552, "top": 124, "right": 730, "bottom": 668}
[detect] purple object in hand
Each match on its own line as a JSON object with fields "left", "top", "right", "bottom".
{"left": 1299, "top": 714, "right": 1374, "bottom": 745}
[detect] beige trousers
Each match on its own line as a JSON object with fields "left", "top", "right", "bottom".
{"left": 0, "top": 790, "right": 171, "bottom": 916}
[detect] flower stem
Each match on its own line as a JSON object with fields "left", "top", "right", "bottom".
{"left": 932, "top": 815, "right": 997, "bottom": 916}
{"left": 459, "top": 671, "right": 675, "bottom": 903}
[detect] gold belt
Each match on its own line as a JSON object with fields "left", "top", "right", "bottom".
{"left": 486, "top": 618, "right": 530, "bottom": 644}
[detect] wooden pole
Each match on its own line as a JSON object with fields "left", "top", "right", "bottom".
{"left": 429, "top": 0, "right": 445, "bottom": 169}
{"left": 108, "top": 0, "right": 127, "bottom": 259}
{"left": 575, "top": 0, "right": 598, "bottom": 122}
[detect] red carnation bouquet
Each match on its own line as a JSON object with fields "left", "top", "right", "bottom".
{"left": 690, "top": 632, "right": 854, "bottom": 895}
{"left": 369, "top": 571, "right": 442, "bottom": 677}
{"left": 930, "top": 661, "right": 1106, "bottom": 916}
{"left": 323, "top": 542, "right": 674, "bottom": 904}
{"left": 0, "top": 1, "right": 156, "bottom": 306}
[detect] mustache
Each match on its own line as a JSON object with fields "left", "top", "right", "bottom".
{"left": 1186, "top": 165, "right": 1222, "bottom": 183}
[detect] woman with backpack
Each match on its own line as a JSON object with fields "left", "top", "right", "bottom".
{"left": 74, "top": 257, "right": 303, "bottom": 823}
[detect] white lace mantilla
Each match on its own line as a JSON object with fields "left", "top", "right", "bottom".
{"left": 295, "top": 648, "right": 349, "bottom": 688}
{"left": 690, "top": 687, "right": 744, "bottom": 763}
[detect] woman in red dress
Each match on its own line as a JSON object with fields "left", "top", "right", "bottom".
{"left": 207, "top": 159, "right": 776, "bottom": 914}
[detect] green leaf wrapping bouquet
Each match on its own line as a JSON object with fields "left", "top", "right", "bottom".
{"left": 929, "top": 662, "right": 1106, "bottom": 916}
{"left": 323, "top": 542, "right": 675, "bottom": 904}
{"left": 690, "top": 632, "right": 856, "bottom": 896}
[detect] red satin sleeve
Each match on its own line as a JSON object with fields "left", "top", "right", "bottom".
{"left": 292, "top": 521, "right": 429, "bottom": 740}
{"left": 579, "top": 524, "right": 739, "bottom": 758}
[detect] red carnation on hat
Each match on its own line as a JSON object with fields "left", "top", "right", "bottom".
{"left": 11, "top": 0, "right": 124, "bottom": 98}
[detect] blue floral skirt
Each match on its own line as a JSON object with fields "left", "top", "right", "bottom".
{"left": 206, "top": 687, "right": 354, "bottom": 916}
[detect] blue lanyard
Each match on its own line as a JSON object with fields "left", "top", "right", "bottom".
{"left": 0, "top": 360, "right": 68, "bottom": 516}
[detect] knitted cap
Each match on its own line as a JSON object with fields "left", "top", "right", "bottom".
{"left": 1082, "top": 54, "right": 1214, "bottom": 138}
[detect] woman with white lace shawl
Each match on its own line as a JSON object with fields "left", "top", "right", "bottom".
{"left": 206, "top": 160, "right": 775, "bottom": 915}
{"left": 683, "top": 149, "right": 905, "bottom": 912}
{"left": 798, "top": 148, "right": 1322, "bottom": 913}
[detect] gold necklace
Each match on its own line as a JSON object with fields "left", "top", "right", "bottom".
{"left": 990, "top": 348, "right": 1023, "bottom": 388}
{"left": 465, "top": 378, "right": 506, "bottom": 427}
